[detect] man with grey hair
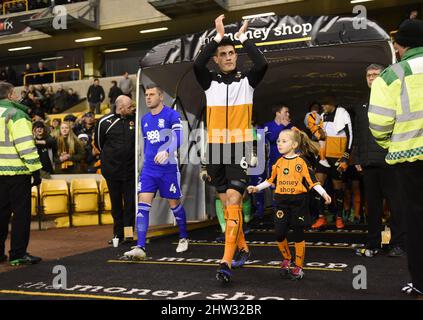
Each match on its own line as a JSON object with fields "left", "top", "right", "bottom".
{"left": 94, "top": 95, "right": 136, "bottom": 244}
{"left": 353, "top": 64, "right": 406, "bottom": 258}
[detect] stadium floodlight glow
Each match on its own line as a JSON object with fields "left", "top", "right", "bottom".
{"left": 242, "top": 12, "right": 275, "bottom": 20}
{"left": 8, "top": 46, "right": 32, "bottom": 52}
{"left": 42, "top": 56, "right": 64, "bottom": 61}
{"left": 140, "top": 27, "right": 168, "bottom": 34}
{"left": 75, "top": 36, "right": 102, "bottom": 43}
{"left": 104, "top": 48, "right": 128, "bottom": 53}
{"left": 350, "top": 0, "right": 374, "bottom": 3}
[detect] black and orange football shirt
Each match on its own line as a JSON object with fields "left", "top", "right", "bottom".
{"left": 267, "top": 155, "right": 320, "bottom": 195}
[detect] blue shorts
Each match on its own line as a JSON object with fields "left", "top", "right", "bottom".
{"left": 138, "top": 171, "right": 182, "bottom": 199}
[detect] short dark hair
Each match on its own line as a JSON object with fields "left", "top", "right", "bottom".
{"left": 308, "top": 101, "right": 321, "bottom": 112}
{"left": 111, "top": 80, "right": 117, "bottom": 86}
{"left": 64, "top": 114, "right": 77, "bottom": 122}
{"left": 272, "top": 104, "right": 289, "bottom": 115}
{"left": 145, "top": 83, "right": 163, "bottom": 95}
{"left": 216, "top": 37, "right": 235, "bottom": 53}
{"left": 33, "top": 121, "right": 45, "bottom": 129}
{"left": 0, "top": 82, "right": 14, "bottom": 99}
{"left": 320, "top": 95, "right": 337, "bottom": 106}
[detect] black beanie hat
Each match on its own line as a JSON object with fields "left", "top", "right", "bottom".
{"left": 395, "top": 19, "right": 423, "bottom": 48}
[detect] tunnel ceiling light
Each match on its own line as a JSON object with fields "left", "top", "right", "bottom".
{"left": 8, "top": 46, "right": 32, "bottom": 51}
{"left": 42, "top": 56, "right": 64, "bottom": 61}
{"left": 104, "top": 48, "right": 128, "bottom": 53}
{"left": 75, "top": 36, "right": 102, "bottom": 43}
{"left": 140, "top": 27, "right": 168, "bottom": 34}
{"left": 350, "top": 0, "right": 374, "bottom": 3}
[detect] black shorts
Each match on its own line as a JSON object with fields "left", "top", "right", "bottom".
{"left": 273, "top": 193, "right": 311, "bottom": 227}
{"left": 315, "top": 157, "right": 343, "bottom": 181}
{"left": 342, "top": 165, "right": 362, "bottom": 183}
{"left": 206, "top": 143, "right": 249, "bottom": 195}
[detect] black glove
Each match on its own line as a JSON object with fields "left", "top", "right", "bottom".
{"left": 199, "top": 165, "right": 210, "bottom": 182}
{"left": 31, "top": 170, "right": 41, "bottom": 186}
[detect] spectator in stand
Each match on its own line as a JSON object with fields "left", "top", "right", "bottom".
{"left": 0, "top": 69, "right": 7, "bottom": 82}
{"left": 20, "top": 92, "right": 37, "bottom": 116}
{"left": 32, "top": 108, "right": 47, "bottom": 124}
{"left": 34, "top": 62, "right": 52, "bottom": 84}
{"left": 44, "top": 86, "right": 55, "bottom": 114}
{"left": 108, "top": 80, "right": 123, "bottom": 113}
{"left": 65, "top": 88, "right": 79, "bottom": 108}
{"left": 87, "top": 79, "right": 105, "bottom": 114}
{"left": 74, "top": 112, "right": 96, "bottom": 140}
{"left": 409, "top": 9, "right": 419, "bottom": 20}
{"left": 53, "top": 85, "right": 68, "bottom": 114}
{"left": 50, "top": 118, "right": 61, "bottom": 139}
{"left": 118, "top": 72, "right": 133, "bottom": 98}
{"left": 33, "top": 121, "right": 57, "bottom": 179}
{"left": 34, "top": 84, "right": 47, "bottom": 112}
{"left": 63, "top": 114, "right": 78, "bottom": 134}
{"left": 21, "top": 64, "right": 35, "bottom": 86}
{"left": 53, "top": 121, "right": 86, "bottom": 174}
{"left": 4, "top": 67, "right": 17, "bottom": 86}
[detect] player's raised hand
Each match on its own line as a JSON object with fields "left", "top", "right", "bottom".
{"left": 154, "top": 150, "right": 169, "bottom": 165}
{"left": 322, "top": 192, "right": 332, "bottom": 205}
{"left": 215, "top": 14, "right": 225, "bottom": 38}
{"left": 235, "top": 20, "right": 248, "bottom": 39}
{"left": 247, "top": 186, "right": 258, "bottom": 194}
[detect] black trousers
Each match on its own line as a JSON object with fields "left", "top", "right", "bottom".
{"left": 362, "top": 166, "right": 405, "bottom": 249}
{"left": 106, "top": 178, "right": 135, "bottom": 239}
{"left": 392, "top": 160, "right": 423, "bottom": 291}
{"left": 0, "top": 175, "right": 32, "bottom": 260}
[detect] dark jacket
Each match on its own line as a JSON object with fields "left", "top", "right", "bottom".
{"left": 87, "top": 84, "right": 105, "bottom": 103}
{"left": 108, "top": 86, "right": 123, "bottom": 105}
{"left": 94, "top": 112, "right": 135, "bottom": 181}
{"left": 35, "top": 136, "right": 57, "bottom": 174}
{"left": 353, "top": 97, "right": 388, "bottom": 167}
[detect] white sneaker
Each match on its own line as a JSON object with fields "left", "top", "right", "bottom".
{"left": 319, "top": 159, "right": 331, "bottom": 168}
{"left": 176, "top": 238, "right": 189, "bottom": 253}
{"left": 123, "top": 246, "right": 146, "bottom": 260}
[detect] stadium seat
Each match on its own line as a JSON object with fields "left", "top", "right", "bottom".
{"left": 40, "top": 180, "right": 69, "bottom": 216}
{"left": 70, "top": 179, "right": 100, "bottom": 226}
{"left": 99, "top": 179, "right": 113, "bottom": 225}
{"left": 31, "top": 186, "right": 38, "bottom": 217}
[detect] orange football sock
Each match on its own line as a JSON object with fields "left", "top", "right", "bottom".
{"left": 277, "top": 239, "right": 292, "bottom": 260}
{"left": 295, "top": 241, "right": 306, "bottom": 268}
{"left": 222, "top": 205, "right": 243, "bottom": 266}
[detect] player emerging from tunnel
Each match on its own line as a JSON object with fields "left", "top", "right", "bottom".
{"left": 193, "top": 14, "right": 268, "bottom": 282}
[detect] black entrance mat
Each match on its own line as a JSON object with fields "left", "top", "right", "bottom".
{"left": 0, "top": 225, "right": 410, "bottom": 300}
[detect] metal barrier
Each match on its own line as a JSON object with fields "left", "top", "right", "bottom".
{"left": 2, "top": 0, "right": 28, "bottom": 15}
{"left": 24, "top": 68, "right": 82, "bottom": 86}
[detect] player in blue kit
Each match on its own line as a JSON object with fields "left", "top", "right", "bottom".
{"left": 123, "top": 84, "right": 188, "bottom": 260}
{"left": 264, "top": 104, "right": 294, "bottom": 172}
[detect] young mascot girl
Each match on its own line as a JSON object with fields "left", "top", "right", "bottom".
{"left": 248, "top": 129, "right": 331, "bottom": 279}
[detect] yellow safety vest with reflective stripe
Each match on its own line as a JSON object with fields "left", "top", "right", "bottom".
{"left": 369, "top": 47, "right": 423, "bottom": 164}
{"left": 0, "top": 99, "right": 42, "bottom": 175}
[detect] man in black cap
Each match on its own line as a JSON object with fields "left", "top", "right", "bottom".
{"left": 369, "top": 19, "right": 423, "bottom": 297}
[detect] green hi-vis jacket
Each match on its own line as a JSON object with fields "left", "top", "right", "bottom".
{"left": 369, "top": 47, "right": 423, "bottom": 164}
{"left": 0, "top": 99, "right": 42, "bottom": 175}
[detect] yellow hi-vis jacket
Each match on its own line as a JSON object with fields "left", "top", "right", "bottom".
{"left": 369, "top": 47, "right": 423, "bottom": 164}
{"left": 0, "top": 99, "right": 42, "bottom": 175}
